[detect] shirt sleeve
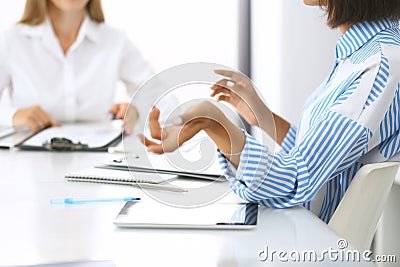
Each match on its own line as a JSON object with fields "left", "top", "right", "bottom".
{"left": 118, "top": 34, "right": 160, "bottom": 126}
{"left": 0, "top": 31, "right": 14, "bottom": 127}
{"left": 218, "top": 113, "right": 370, "bottom": 208}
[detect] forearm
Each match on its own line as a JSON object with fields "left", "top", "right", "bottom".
{"left": 271, "top": 113, "right": 291, "bottom": 145}
{"left": 251, "top": 101, "right": 291, "bottom": 145}
{"left": 204, "top": 117, "right": 245, "bottom": 167}
{"left": 180, "top": 101, "right": 246, "bottom": 166}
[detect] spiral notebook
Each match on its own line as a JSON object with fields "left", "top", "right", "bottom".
{"left": 65, "top": 167, "right": 186, "bottom": 192}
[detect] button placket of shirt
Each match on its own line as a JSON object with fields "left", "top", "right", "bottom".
{"left": 63, "top": 56, "right": 77, "bottom": 121}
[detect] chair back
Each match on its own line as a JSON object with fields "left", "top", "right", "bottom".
{"left": 328, "top": 162, "right": 400, "bottom": 251}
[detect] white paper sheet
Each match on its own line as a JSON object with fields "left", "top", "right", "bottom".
{"left": 23, "top": 123, "right": 122, "bottom": 148}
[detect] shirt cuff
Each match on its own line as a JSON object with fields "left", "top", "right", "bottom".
{"left": 217, "top": 131, "right": 271, "bottom": 190}
{"left": 0, "top": 106, "right": 17, "bottom": 127}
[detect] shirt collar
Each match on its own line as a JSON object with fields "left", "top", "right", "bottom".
{"left": 335, "top": 19, "right": 399, "bottom": 62}
{"left": 19, "top": 14, "right": 100, "bottom": 44}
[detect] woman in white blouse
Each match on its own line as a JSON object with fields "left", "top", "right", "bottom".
{"left": 0, "top": 0, "right": 157, "bottom": 133}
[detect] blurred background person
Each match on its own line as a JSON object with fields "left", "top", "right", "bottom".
{"left": 0, "top": 0, "right": 159, "bottom": 133}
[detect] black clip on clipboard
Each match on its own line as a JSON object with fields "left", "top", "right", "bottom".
{"left": 43, "top": 137, "right": 89, "bottom": 151}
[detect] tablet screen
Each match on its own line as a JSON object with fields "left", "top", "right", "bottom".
{"left": 114, "top": 201, "right": 258, "bottom": 229}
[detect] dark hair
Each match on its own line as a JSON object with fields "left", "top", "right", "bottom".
{"left": 320, "top": 0, "right": 400, "bottom": 28}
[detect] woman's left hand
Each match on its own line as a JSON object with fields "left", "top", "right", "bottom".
{"left": 138, "top": 102, "right": 246, "bottom": 166}
{"left": 109, "top": 102, "right": 138, "bottom": 134}
{"left": 138, "top": 106, "right": 208, "bottom": 154}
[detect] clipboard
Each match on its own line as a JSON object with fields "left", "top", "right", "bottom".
{"left": 15, "top": 122, "right": 122, "bottom": 152}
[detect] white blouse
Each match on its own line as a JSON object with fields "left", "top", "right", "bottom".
{"left": 0, "top": 15, "right": 159, "bottom": 127}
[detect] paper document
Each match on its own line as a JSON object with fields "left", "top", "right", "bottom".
{"left": 0, "top": 126, "right": 15, "bottom": 139}
{"left": 20, "top": 122, "right": 122, "bottom": 149}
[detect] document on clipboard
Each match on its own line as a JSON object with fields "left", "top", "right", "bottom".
{"left": 15, "top": 122, "right": 122, "bottom": 151}
{"left": 0, "top": 127, "right": 15, "bottom": 139}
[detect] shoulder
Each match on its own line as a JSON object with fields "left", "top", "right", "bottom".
{"left": 88, "top": 21, "right": 130, "bottom": 45}
{"left": 2, "top": 23, "right": 36, "bottom": 39}
{"left": 378, "top": 28, "right": 400, "bottom": 71}
{"left": 349, "top": 27, "right": 400, "bottom": 66}
{"left": 0, "top": 24, "right": 33, "bottom": 52}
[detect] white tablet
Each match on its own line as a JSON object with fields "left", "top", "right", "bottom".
{"left": 113, "top": 201, "right": 258, "bottom": 229}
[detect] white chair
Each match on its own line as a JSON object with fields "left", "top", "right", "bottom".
{"left": 328, "top": 162, "right": 400, "bottom": 251}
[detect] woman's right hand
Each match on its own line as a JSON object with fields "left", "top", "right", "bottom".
{"left": 12, "top": 105, "right": 59, "bottom": 133}
{"left": 211, "top": 69, "right": 291, "bottom": 145}
{"left": 211, "top": 69, "right": 268, "bottom": 127}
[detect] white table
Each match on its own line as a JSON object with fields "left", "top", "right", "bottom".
{"left": 0, "top": 143, "right": 373, "bottom": 267}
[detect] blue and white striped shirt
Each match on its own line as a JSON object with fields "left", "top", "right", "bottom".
{"left": 218, "top": 19, "right": 400, "bottom": 223}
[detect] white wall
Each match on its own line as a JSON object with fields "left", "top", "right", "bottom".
{"left": 101, "top": 0, "right": 238, "bottom": 72}
{"left": 251, "top": 0, "right": 340, "bottom": 124}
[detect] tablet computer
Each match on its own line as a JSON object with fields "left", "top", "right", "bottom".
{"left": 113, "top": 201, "right": 258, "bottom": 229}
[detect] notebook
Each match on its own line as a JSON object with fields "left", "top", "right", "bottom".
{"left": 65, "top": 167, "right": 187, "bottom": 192}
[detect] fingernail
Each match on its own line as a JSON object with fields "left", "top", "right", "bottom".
{"left": 115, "top": 116, "right": 121, "bottom": 120}
{"left": 125, "top": 130, "right": 132, "bottom": 135}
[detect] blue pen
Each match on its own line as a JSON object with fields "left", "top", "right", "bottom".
{"left": 50, "top": 197, "right": 140, "bottom": 204}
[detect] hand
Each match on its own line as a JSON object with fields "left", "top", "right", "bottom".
{"left": 109, "top": 103, "right": 138, "bottom": 134}
{"left": 211, "top": 69, "right": 268, "bottom": 127}
{"left": 139, "top": 102, "right": 245, "bottom": 166}
{"left": 138, "top": 106, "right": 209, "bottom": 154}
{"left": 211, "top": 69, "right": 291, "bottom": 145}
{"left": 12, "top": 105, "right": 59, "bottom": 133}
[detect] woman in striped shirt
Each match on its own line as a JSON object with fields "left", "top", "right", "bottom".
{"left": 141, "top": 0, "right": 400, "bottom": 223}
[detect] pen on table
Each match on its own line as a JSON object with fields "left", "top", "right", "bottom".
{"left": 50, "top": 197, "right": 141, "bottom": 205}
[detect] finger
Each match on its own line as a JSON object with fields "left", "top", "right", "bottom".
{"left": 214, "top": 78, "right": 235, "bottom": 88}
{"left": 146, "top": 143, "right": 164, "bottom": 154}
{"left": 137, "top": 134, "right": 164, "bottom": 154}
{"left": 38, "top": 109, "right": 58, "bottom": 128}
{"left": 149, "top": 107, "right": 162, "bottom": 140}
{"left": 122, "top": 119, "right": 136, "bottom": 135}
{"left": 137, "top": 133, "right": 159, "bottom": 146}
{"left": 214, "top": 69, "right": 236, "bottom": 78}
{"left": 49, "top": 118, "right": 60, "bottom": 127}
{"left": 27, "top": 120, "right": 41, "bottom": 133}
{"left": 116, "top": 104, "right": 128, "bottom": 119}
{"left": 32, "top": 109, "right": 49, "bottom": 129}
{"left": 210, "top": 86, "right": 232, "bottom": 97}
{"left": 109, "top": 103, "right": 119, "bottom": 114}
{"left": 214, "top": 69, "right": 246, "bottom": 85}
{"left": 217, "top": 95, "right": 231, "bottom": 103}
{"left": 38, "top": 108, "right": 58, "bottom": 127}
